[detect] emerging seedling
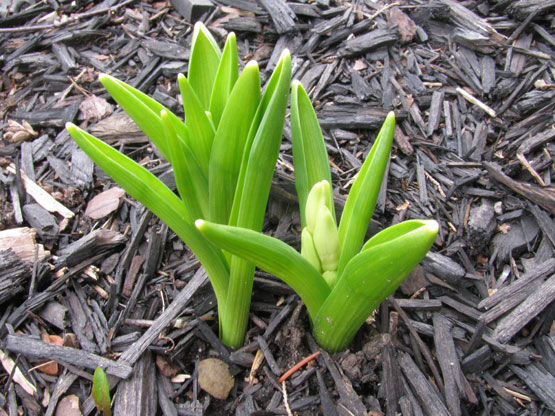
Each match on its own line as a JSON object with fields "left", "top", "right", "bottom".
{"left": 196, "top": 83, "right": 438, "bottom": 352}
{"left": 92, "top": 367, "right": 111, "bottom": 416}
{"left": 66, "top": 23, "right": 292, "bottom": 348}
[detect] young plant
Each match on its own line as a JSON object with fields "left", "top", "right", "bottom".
{"left": 66, "top": 23, "right": 292, "bottom": 348}
{"left": 196, "top": 82, "right": 439, "bottom": 352}
{"left": 92, "top": 367, "right": 111, "bottom": 416}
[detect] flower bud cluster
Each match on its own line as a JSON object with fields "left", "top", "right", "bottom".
{"left": 301, "top": 181, "right": 339, "bottom": 287}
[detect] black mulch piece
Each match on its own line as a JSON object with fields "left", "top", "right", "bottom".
{"left": 1, "top": 0, "right": 554, "bottom": 415}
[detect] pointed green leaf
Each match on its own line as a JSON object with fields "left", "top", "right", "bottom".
{"left": 209, "top": 32, "right": 238, "bottom": 127}
{"left": 93, "top": 367, "right": 111, "bottom": 416}
{"left": 221, "top": 50, "right": 292, "bottom": 348}
{"left": 337, "top": 112, "right": 395, "bottom": 275}
{"left": 361, "top": 219, "right": 434, "bottom": 251}
{"left": 178, "top": 74, "right": 216, "bottom": 173}
{"left": 161, "top": 110, "right": 208, "bottom": 220}
{"left": 314, "top": 219, "right": 438, "bottom": 352}
{"left": 99, "top": 74, "right": 187, "bottom": 162}
{"left": 66, "top": 123, "right": 229, "bottom": 308}
{"left": 208, "top": 61, "right": 260, "bottom": 224}
{"left": 290, "top": 81, "right": 333, "bottom": 228}
{"left": 188, "top": 22, "right": 222, "bottom": 110}
{"left": 228, "top": 50, "right": 292, "bottom": 228}
{"left": 196, "top": 220, "right": 330, "bottom": 320}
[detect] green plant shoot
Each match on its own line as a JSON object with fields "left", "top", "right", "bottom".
{"left": 66, "top": 22, "right": 292, "bottom": 348}
{"left": 196, "top": 82, "right": 439, "bottom": 352}
{"left": 92, "top": 367, "right": 111, "bottom": 416}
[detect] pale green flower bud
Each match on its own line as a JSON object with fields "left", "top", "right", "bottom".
{"left": 322, "top": 270, "right": 337, "bottom": 288}
{"left": 305, "top": 180, "right": 333, "bottom": 233}
{"left": 313, "top": 205, "right": 339, "bottom": 273}
{"left": 301, "top": 227, "right": 322, "bottom": 273}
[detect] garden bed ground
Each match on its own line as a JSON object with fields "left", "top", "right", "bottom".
{"left": 1, "top": 0, "right": 555, "bottom": 415}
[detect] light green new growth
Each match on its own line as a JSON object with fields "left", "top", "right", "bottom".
{"left": 197, "top": 83, "right": 439, "bottom": 352}
{"left": 66, "top": 22, "right": 292, "bottom": 348}
{"left": 66, "top": 21, "right": 437, "bottom": 352}
{"left": 92, "top": 367, "right": 111, "bottom": 416}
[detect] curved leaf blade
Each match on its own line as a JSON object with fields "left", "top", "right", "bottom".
{"left": 196, "top": 220, "right": 330, "bottom": 320}
{"left": 222, "top": 50, "right": 292, "bottom": 347}
{"left": 209, "top": 61, "right": 260, "bottom": 224}
{"left": 178, "top": 74, "right": 216, "bottom": 173}
{"left": 337, "top": 112, "right": 395, "bottom": 275}
{"left": 66, "top": 123, "right": 229, "bottom": 307}
{"left": 314, "top": 219, "right": 438, "bottom": 352}
{"left": 188, "top": 22, "right": 222, "bottom": 110}
{"left": 161, "top": 110, "right": 208, "bottom": 220}
{"left": 209, "top": 32, "right": 238, "bottom": 127}
{"left": 99, "top": 74, "right": 186, "bottom": 161}
{"left": 290, "top": 81, "right": 333, "bottom": 228}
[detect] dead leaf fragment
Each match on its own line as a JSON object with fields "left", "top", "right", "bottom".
{"left": 78, "top": 95, "right": 113, "bottom": 123}
{"left": 198, "top": 358, "right": 234, "bottom": 400}
{"left": 84, "top": 187, "right": 126, "bottom": 220}
{"left": 55, "top": 395, "right": 82, "bottom": 416}
{"left": 156, "top": 355, "right": 180, "bottom": 378}
{"left": 37, "top": 333, "right": 64, "bottom": 375}
{"left": 352, "top": 59, "right": 367, "bottom": 71}
{"left": 3, "top": 119, "right": 38, "bottom": 143}
{"left": 387, "top": 7, "right": 417, "bottom": 43}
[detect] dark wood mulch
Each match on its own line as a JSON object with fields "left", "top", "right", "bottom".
{"left": 1, "top": 0, "right": 555, "bottom": 415}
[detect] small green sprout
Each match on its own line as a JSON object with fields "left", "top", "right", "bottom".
{"left": 196, "top": 82, "right": 439, "bottom": 352}
{"left": 92, "top": 367, "right": 111, "bottom": 416}
{"left": 66, "top": 23, "right": 292, "bottom": 348}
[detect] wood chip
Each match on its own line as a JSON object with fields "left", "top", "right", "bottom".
{"left": 5, "top": 163, "right": 74, "bottom": 219}
{"left": 0, "top": 227, "right": 49, "bottom": 262}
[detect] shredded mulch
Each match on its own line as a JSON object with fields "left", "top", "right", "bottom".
{"left": 1, "top": 0, "right": 555, "bottom": 415}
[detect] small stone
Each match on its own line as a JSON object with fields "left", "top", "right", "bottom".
{"left": 197, "top": 358, "right": 234, "bottom": 400}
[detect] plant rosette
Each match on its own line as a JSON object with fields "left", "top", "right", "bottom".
{"left": 196, "top": 92, "right": 439, "bottom": 352}
{"left": 66, "top": 23, "right": 292, "bottom": 348}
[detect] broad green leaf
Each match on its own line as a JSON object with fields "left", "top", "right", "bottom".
{"left": 92, "top": 367, "right": 111, "bottom": 416}
{"left": 188, "top": 22, "right": 222, "bottom": 110}
{"left": 178, "top": 74, "right": 216, "bottom": 174}
{"left": 196, "top": 220, "right": 330, "bottom": 320}
{"left": 161, "top": 110, "right": 208, "bottom": 220}
{"left": 66, "top": 123, "right": 230, "bottom": 308}
{"left": 221, "top": 50, "right": 292, "bottom": 347}
{"left": 314, "top": 219, "right": 438, "bottom": 352}
{"left": 362, "top": 219, "right": 432, "bottom": 251}
{"left": 291, "top": 81, "right": 333, "bottom": 228}
{"left": 99, "top": 74, "right": 187, "bottom": 161}
{"left": 209, "top": 33, "right": 238, "bottom": 127}
{"left": 208, "top": 61, "right": 260, "bottom": 224}
{"left": 337, "top": 112, "right": 395, "bottom": 275}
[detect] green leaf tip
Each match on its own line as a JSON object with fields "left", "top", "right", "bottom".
{"left": 92, "top": 366, "right": 111, "bottom": 416}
